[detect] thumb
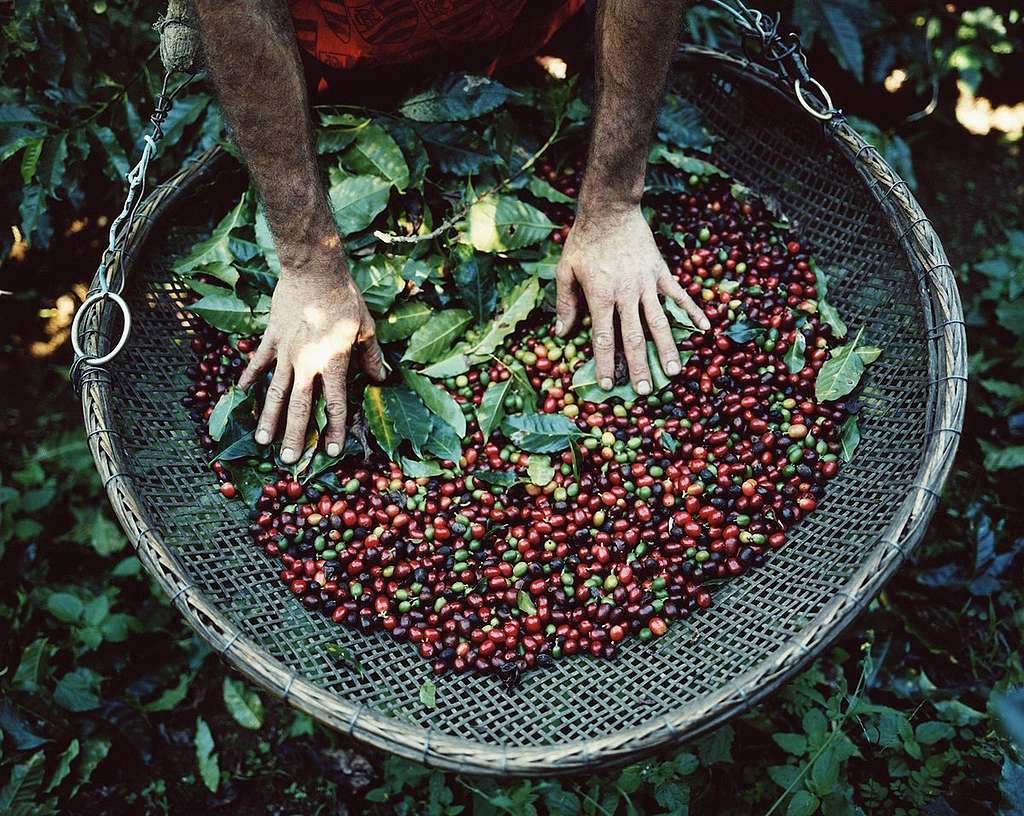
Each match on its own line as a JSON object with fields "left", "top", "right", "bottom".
{"left": 554, "top": 260, "right": 580, "bottom": 338}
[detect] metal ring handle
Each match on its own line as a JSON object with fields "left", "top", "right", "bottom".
{"left": 794, "top": 78, "right": 835, "bottom": 120}
{"left": 70, "top": 291, "right": 132, "bottom": 367}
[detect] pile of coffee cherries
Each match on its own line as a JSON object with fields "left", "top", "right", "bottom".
{"left": 183, "top": 159, "right": 848, "bottom": 683}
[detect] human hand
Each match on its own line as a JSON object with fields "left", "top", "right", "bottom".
{"left": 554, "top": 205, "right": 710, "bottom": 394}
{"left": 237, "top": 264, "right": 384, "bottom": 464}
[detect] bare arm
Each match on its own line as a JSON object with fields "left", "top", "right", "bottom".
{"left": 555, "top": 0, "right": 709, "bottom": 395}
{"left": 195, "top": 0, "right": 383, "bottom": 463}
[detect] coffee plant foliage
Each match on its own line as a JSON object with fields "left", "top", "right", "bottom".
{"left": 2, "top": 1, "right": 1024, "bottom": 814}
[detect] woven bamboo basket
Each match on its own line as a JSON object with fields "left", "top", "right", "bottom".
{"left": 74, "top": 45, "right": 967, "bottom": 776}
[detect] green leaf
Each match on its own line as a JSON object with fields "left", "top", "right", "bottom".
{"left": 37, "top": 132, "right": 68, "bottom": 194}
{"left": 648, "top": 144, "right": 728, "bottom": 178}
{"left": 208, "top": 386, "right": 249, "bottom": 442}
{"left": 0, "top": 751, "right": 45, "bottom": 813}
{"left": 856, "top": 346, "right": 882, "bottom": 364}
{"left": 13, "top": 638, "right": 50, "bottom": 691}
{"left": 656, "top": 93, "right": 716, "bottom": 153}
{"left": 19, "top": 136, "right": 43, "bottom": 185}
{"left": 90, "top": 513, "right": 126, "bottom": 557}
{"left": 316, "top": 112, "right": 369, "bottom": 154}
{"left": 996, "top": 298, "right": 1024, "bottom": 335}
{"left": 343, "top": 122, "right": 409, "bottom": 190}
{"left": 413, "top": 122, "right": 498, "bottom": 176}
{"left": 383, "top": 386, "right": 433, "bottom": 453}
{"left": 819, "top": 300, "right": 848, "bottom": 339}
{"left": 726, "top": 320, "right": 766, "bottom": 344}
{"left": 191, "top": 291, "right": 266, "bottom": 334}
{"left": 90, "top": 123, "right": 129, "bottom": 178}
{"left": 815, "top": 329, "right": 867, "bottom": 402}
{"left": 981, "top": 442, "right": 1024, "bottom": 472}
{"left": 786, "top": 330, "right": 808, "bottom": 373}
{"left": 477, "top": 378, "right": 513, "bottom": 440}
{"left": 143, "top": 672, "right": 192, "bottom": 712}
{"left": 419, "top": 680, "right": 437, "bottom": 708}
{"left": 400, "top": 456, "right": 444, "bottom": 477}
{"left": 400, "top": 74, "right": 518, "bottom": 122}
{"left": 70, "top": 738, "right": 111, "bottom": 798}
{"left": 453, "top": 246, "right": 497, "bottom": 322}
{"left": 54, "top": 668, "right": 101, "bottom": 712}
{"left": 795, "top": 0, "right": 864, "bottom": 81}
{"left": 475, "top": 469, "right": 519, "bottom": 487}
{"left": 46, "top": 738, "right": 80, "bottom": 793}
{"left": 502, "top": 413, "right": 581, "bottom": 454}
{"left": 527, "top": 175, "right": 574, "bottom": 204}
{"left": 695, "top": 725, "right": 734, "bottom": 765}
{"left": 364, "top": 386, "right": 398, "bottom": 458}
{"left": 423, "top": 415, "right": 463, "bottom": 462}
{"left": 175, "top": 192, "right": 253, "bottom": 275}
{"left": 329, "top": 174, "right": 390, "bottom": 236}
{"left": 810, "top": 746, "right": 839, "bottom": 796}
{"left": 254, "top": 203, "right": 280, "bottom": 276}
{"left": 839, "top": 416, "right": 860, "bottom": 463}
{"left": 665, "top": 298, "right": 702, "bottom": 332}
{"left": 786, "top": 789, "right": 820, "bottom": 816}
{"left": 351, "top": 254, "right": 404, "bottom": 313}
{"left": 773, "top": 732, "right": 809, "bottom": 756}
{"left": 464, "top": 276, "right": 541, "bottom": 363}
{"left": 376, "top": 301, "right": 432, "bottom": 343}
{"left": 405, "top": 309, "right": 474, "bottom": 364}
{"left": 914, "top": 721, "right": 955, "bottom": 745}
{"left": 769, "top": 764, "right": 802, "bottom": 790}
{"left": 47, "top": 592, "right": 83, "bottom": 623}
{"left": 467, "top": 195, "right": 555, "bottom": 252}
{"left": 401, "top": 368, "right": 466, "bottom": 437}
{"left": 571, "top": 342, "right": 681, "bottom": 404}
{"left": 195, "top": 716, "right": 221, "bottom": 793}
{"left": 517, "top": 590, "right": 538, "bottom": 615}
{"left": 526, "top": 454, "right": 555, "bottom": 486}
{"left": 803, "top": 708, "right": 829, "bottom": 741}
{"left": 222, "top": 677, "right": 264, "bottom": 730}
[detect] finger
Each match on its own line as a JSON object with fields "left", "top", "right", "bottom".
{"left": 641, "top": 285, "right": 682, "bottom": 377}
{"left": 322, "top": 353, "right": 350, "bottom": 457}
{"left": 255, "top": 360, "right": 292, "bottom": 446}
{"left": 237, "top": 337, "right": 275, "bottom": 391}
{"left": 280, "top": 367, "right": 315, "bottom": 464}
{"left": 618, "top": 299, "right": 653, "bottom": 396}
{"left": 659, "top": 271, "right": 711, "bottom": 331}
{"left": 554, "top": 260, "right": 580, "bottom": 338}
{"left": 589, "top": 299, "right": 616, "bottom": 391}
{"left": 357, "top": 328, "right": 386, "bottom": 382}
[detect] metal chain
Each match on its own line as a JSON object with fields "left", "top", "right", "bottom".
{"left": 706, "top": 0, "right": 842, "bottom": 121}
{"left": 71, "top": 70, "right": 196, "bottom": 395}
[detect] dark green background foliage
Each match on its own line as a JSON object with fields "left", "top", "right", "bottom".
{"left": 2, "top": 1, "right": 1024, "bottom": 814}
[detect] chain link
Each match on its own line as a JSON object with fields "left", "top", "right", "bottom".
{"left": 706, "top": 0, "right": 842, "bottom": 121}
{"left": 71, "top": 70, "right": 196, "bottom": 395}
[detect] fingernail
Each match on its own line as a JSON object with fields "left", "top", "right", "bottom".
{"left": 326, "top": 442, "right": 340, "bottom": 457}
{"left": 281, "top": 447, "right": 296, "bottom": 463}
{"left": 700, "top": 316, "right": 711, "bottom": 330}
{"left": 255, "top": 429, "right": 270, "bottom": 445}
{"left": 666, "top": 361, "right": 681, "bottom": 376}
{"left": 599, "top": 377, "right": 613, "bottom": 390}
{"left": 555, "top": 319, "right": 565, "bottom": 335}
{"left": 636, "top": 380, "right": 651, "bottom": 396}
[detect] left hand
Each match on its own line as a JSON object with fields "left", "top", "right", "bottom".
{"left": 554, "top": 204, "right": 710, "bottom": 395}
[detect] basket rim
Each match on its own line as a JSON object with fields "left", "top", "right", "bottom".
{"left": 78, "top": 45, "right": 967, "bottom": 776}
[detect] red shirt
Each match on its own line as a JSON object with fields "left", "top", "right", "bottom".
{"left": 288, "top": 0, "right": 585, "bottom": 73}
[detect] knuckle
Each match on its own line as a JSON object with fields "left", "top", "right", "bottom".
{"left": 647, "top": 313, "right": 670, "bottom": 332}
{"left": 592, "top": 331, "right": 615, "bottom": 350}
{"left": 325, "top": 399, "right": 347, "bottom": 419}
{"left": 289, "top": 393, "right": 312, "bottom": 414}
{"left": 265, "top": 382, "right": 289, "bottom": 403}
{"left": 624, "top": 331, "right": 646, "bottom": 348}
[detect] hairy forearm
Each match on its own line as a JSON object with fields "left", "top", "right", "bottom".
{"left": 580, "top": 0, "right": 687, "bottom": 215}
{"left": 195, "top": 0, "right": 341, "bottom": 277}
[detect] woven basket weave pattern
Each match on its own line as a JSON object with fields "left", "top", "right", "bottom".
{"left": 77, "top": 51, "right": 966, "bottom": 775}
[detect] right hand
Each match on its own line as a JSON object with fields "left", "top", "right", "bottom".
{"left": 237, "top": 265, "right": 385, "bottom": 464}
